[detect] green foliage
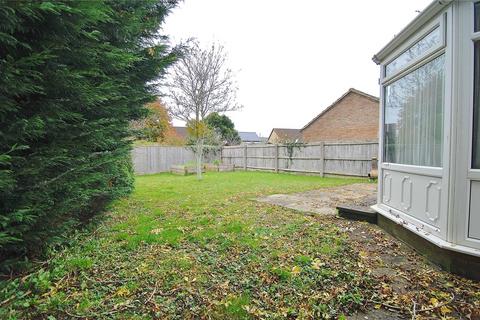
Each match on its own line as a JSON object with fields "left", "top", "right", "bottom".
{"left": 186, "top": 119, "right": 223, "bottom": 161}
{"left": 0, "top": 0, "right": 178, "bottom": 270}
{"left": 186, "top": 119, "right": 211, "bottom": 141}
{"left": 131, "top": 99, "right": 175, "bottom": 143}
{"left": 205, "top": 112, "right": 241, "bottom": 145}
{"left": 284, "top": 141, "right": 305, "bottom": 168}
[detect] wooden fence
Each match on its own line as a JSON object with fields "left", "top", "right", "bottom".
{"left": 221, "top": 142, "right": 378, "bottom": 177}
{"left": 132, "top": 142, "right": 378, "bottom": 177}
{"left": 132, "top": 146, "right": 219, "bottom": 175}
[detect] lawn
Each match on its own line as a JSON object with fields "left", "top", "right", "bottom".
{"left": 1, "top": 172, "right": 478, "bottom": 319}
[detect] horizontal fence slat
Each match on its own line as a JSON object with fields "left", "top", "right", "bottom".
{"left": 243, "top": 144, "right": 277, "bottom": 148}
{"left": 246, "top": 166, "right": 276, "bottom": 170}
{"left": 324, "top": 171, "right": 367, "bottom": 177}
{"left": 324, "top": 158, "right": 373, "bottom": 161}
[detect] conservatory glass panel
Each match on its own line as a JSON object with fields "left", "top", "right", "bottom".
{"left": 385, "top": 27, "right": 441, "bottom": 77}
{"left": 384, "top": 55, "right": 445, "bottom": 167}
{"left": 472, "top": 42, "right": 480, "bottom": 168}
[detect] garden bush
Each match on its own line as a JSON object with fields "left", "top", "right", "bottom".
{"left": 0, "top": 0, "right": 178, "bottom": 271}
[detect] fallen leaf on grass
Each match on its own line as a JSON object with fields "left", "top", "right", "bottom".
{"left": 115, "top": 287, "right": 130, "bottom": 297}
{"left": 291, "top": 266, "right": 302, "bottom": 276}
{"left": 311, "top": 258, "right": 325, "bottom": 270}
{"left": 429, "top": 297, "right": 439, "bottom": 306}
{"left": 440, "top": 305, "right": 452, "bottom": 315}
{"left": 184, "top": 277, "right": 196, "bottom": 283}
{"left": 150, "top": 228, "right": 162, "bottom": 235}
{"left": 359, "top": 251, "right": 368, "bottom": 259}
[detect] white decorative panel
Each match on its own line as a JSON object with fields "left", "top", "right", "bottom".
{"left": 383, "top": 173, "right": 392, "bottom": 203}
{"left": 425, "top": 181, "right": 441, "bottom": 222}
{"left": 401, "top": 176, "right": 412, "bottom": 211}
{"left": 469, "top": 181, "right": 480, "bottom": 240}
{"left": 381, "top": 169, "right": 443, "bottom": 228}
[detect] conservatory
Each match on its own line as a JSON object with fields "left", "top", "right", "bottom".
{"left": 372, "top": 0, "right": 480, "bottom": 263}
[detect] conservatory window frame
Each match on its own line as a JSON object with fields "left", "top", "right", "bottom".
{"left": 469, "top": 2, "right": 480, "bottom": 172}
{"left": 380, "top": 14, "right": 447, "bottom": 173}
{"left": 382, "top": 17, "right": 446, "bottom": 86}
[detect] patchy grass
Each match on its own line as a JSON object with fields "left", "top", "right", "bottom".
{"left": 0, "top": 172, "right": 478, "bottom": 319}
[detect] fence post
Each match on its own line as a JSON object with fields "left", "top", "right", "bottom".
{"left": 319, "top": 142, "right": 325, "bottom": 177}
{"left": 275, "top": 144, "right": 279, "bottom": 173}
{"left": 220, "top": 147, "right": 223, "bottom": 164}
{"left": 243, "top": 144, "right": 247, "bottom": 171}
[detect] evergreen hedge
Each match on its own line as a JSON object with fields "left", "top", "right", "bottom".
{"left": 0, "top": 0, "right": 177, "bottom": 270}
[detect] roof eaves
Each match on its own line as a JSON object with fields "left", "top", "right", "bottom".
{"left": 348, "top": 88, "right": 380, "bottom": 103}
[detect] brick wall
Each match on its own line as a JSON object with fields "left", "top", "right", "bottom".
{"left": 267, "top": 131, "right": 280, "bottom": 144}
{"left": 301, "top": 91, "right": 379, "bottom": 143}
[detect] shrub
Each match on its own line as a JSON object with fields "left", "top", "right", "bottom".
{"left": 0, "top": 0, "right": 178, "bottom": 271}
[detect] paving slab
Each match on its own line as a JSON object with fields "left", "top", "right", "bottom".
{"left": 256, "top": 183, "right": 377, "bottom": 215}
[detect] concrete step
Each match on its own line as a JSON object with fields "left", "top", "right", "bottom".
{"left": 336, "top": 204, "right": 377, "bottom": 224}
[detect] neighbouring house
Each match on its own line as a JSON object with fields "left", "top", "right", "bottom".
{"left": 267, "top": 128, "right": 302, "bottom": 144}
{"left": 372, "top": 0, "right": 480, "bottom": 279}
{"left": 301, "top": 88, "right": 379, "bottom": 143}
{"left": 238, "top": 131, "right": 262, "bottom": 144}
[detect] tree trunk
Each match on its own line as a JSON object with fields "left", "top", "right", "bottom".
{"left": 196, "top": 139, "right": 203, "bottom": 180}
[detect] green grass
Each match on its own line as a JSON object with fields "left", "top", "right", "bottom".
{"left": 0, "top": 171, "right": 371, "bottom": 319}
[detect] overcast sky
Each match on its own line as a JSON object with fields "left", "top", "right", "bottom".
{"left": 163, "top": 0, "right": 432, "bottom": 137}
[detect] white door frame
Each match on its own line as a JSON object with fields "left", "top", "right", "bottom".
{"left": 452, "top": 0, "right": 480, "bottom": 250}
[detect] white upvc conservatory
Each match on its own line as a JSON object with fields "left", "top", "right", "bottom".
{"left": 372, "top": 0, "right": 480, "bottom": 257}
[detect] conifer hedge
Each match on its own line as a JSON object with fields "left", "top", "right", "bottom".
{"left": 0, "top": 0, "right": 177, "bottom": 269}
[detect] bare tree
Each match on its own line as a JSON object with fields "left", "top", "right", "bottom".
{"left": 166, "top": 41, "right": 241, "bottom": 179}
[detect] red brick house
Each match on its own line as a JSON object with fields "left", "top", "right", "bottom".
{"left": 267, "top": 128, "right": 302, "bottom": 144}
{"left": 301, "top": 88, "right": 379, "bottom": 143}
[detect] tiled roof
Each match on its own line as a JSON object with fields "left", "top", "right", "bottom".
{"left": 269, "top": 128, "right": 301, "bottom": 141}
{"left": 238, "top": 131, "right": 261, "bottom": 142}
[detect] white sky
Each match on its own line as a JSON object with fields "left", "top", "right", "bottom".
{"left": 163, "top": 0, "right": 433, "bottom": 137}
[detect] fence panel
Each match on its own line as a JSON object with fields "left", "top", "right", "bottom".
{"left": 246, "top": 144, "right": 276, "bottom": 170}
{"left": 324, "top": 142, "right": 378, "bottom": 176}
{"left": 221, "top": 146, "right": 245, "bottom": 168}
{"left": 132, "top": 146, "right": 219, "bottom": 174}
